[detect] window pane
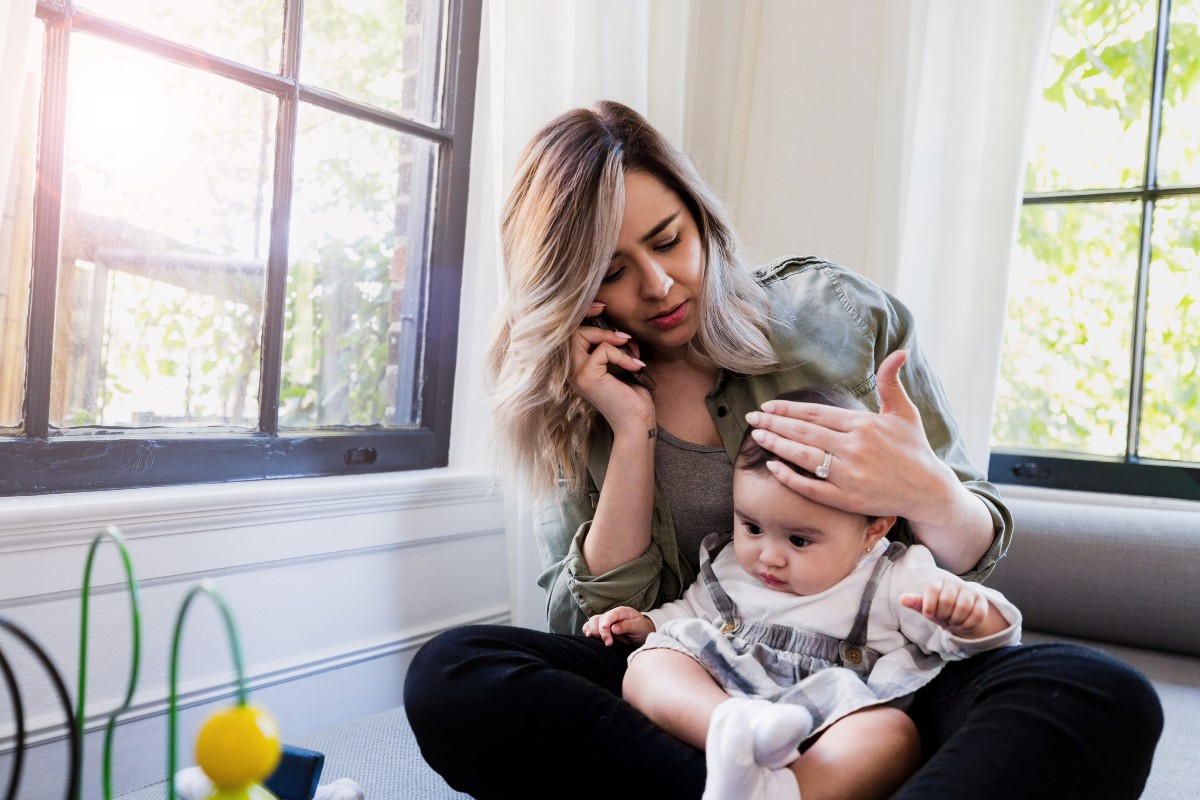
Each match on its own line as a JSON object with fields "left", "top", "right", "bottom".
{"left": 77, "top": 0, "right": 282, "bottom": 73}
{"left": 1158, "top": 0, "right": 1200, "bottom": 186}
{"left": 1024, "top": 0, "right": 1157, "bottom": 192}
{"left": 0, "top": 25, "right": 42, "bottom": 429}
{"left": 1141, "top": 198, "right": 1200, "bottom": 462}
{"left": 993, "top": 202, "right": 1142, "bottom": 456}
{"left": 52, "top": 34, "right": 275, "bottom": 429}
{"left": 283, "top": 103, "right": 438, "bottom": 428}
{"left": 300, "top": 0, "right": 446, "bottom": 124}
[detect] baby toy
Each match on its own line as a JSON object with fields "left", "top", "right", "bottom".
{"left": 0, "top": 525, "right": 363, "bottom": 800}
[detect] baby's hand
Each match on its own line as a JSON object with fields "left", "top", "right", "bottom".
{"left": 900, "top": 577, "right": 999, "bottom": 639}
{"left": 582, "top": 606, "right": 655, "bottom": 646}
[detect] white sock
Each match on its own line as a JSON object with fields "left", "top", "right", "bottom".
{"left": 743, "top": 698, "right": 814, "bottom": 768}
{"left": 704, "top": 700, "right": 802, "bottom": 800}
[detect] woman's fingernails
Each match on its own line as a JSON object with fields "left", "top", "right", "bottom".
{"left": 751, "top": 429, "right": 766, "bottom": 442}
{"left": 760, "top": 401, "right": 776, "bottom": 413}
{"left": 632, "top": 359, "right": 646, "bottom": 368}
{"left": 746, "top": 411, "right": 761, "bottom": 426}
{"left": 614, "top": 331, "right": 632, "bottom": 340}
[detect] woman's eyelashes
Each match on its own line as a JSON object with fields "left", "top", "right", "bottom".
{"left": 653, "top": 233, "right": 681, "bottom": 252}
{"left": 601, "top": 234, "right": 682, "bottom": 283}
{"left": 601, "top": 266, "right": 625, "bottom": 284}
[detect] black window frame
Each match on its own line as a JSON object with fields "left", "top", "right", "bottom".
{"left": 1, "top": 0, "right": 482, "bottom": 496}
{"left": 990, "top": 0, "right": 1200, "bottom": 502}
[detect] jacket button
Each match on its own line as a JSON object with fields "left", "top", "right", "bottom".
{"left": 717, "top": 406, "right": 728, "bottom": 417}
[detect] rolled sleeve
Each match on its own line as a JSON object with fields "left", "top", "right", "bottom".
{"left": 534, "top": 485, "right": 668, "bottom": 634}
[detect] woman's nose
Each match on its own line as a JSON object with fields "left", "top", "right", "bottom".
{"left": 640, "top": 263, "right": 674, "bottom": 300}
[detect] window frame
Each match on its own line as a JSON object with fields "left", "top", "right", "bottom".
{"left": 989, "top": 0, "right": 1200, "bottom": 502}
{"left": 1, "top": 0, "right": 482, "bottom": 496}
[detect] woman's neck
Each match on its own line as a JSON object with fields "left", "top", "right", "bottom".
{"left": 648, "top": 357, "right": 722, "bottom": 446}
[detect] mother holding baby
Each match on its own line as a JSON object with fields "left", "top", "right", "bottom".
{"left": 404, "top": 101, "right": 1161, "bottom": 799}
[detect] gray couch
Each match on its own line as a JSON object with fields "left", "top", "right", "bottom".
{"left": 985, "top": 488, "right": 1200, "bottom": 798}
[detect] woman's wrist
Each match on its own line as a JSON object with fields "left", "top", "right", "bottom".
{"left": 904, "top": 464, "right": 994, "bottom": 574}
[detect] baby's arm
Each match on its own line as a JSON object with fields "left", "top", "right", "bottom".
{"left": 899, "top": 576, "right": 1011, "bottom": 640}
{"left": 582, "top": 606, "right": 657, "bottom": 646}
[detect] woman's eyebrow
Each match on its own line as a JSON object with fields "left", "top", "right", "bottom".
{"left": 612, "top": 212, "right": 680, "bottom": 261}
{"left": 639, "top": 212, "right": 680, "bottom": 244}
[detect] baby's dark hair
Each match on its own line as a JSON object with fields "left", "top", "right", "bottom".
{"left": 736, "top": 385, "right": 867, "bottom": 477}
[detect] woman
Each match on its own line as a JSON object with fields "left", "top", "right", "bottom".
{"left": 405, "top": 101, "right": 1161, "bottom": 799}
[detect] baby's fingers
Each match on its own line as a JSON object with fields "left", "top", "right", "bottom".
{"left": 899, "top": 592, "right": 925, "bottom": 612}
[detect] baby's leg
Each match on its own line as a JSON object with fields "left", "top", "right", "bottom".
{"left": 622, "top": 648, "right": 729, "bottom": 749}
{"left": 789, "top": 706, "right": 921, "bottom": 800}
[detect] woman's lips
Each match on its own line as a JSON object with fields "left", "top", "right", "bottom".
{"left": 647, "top": 300, "right": 688, "bottom": 330}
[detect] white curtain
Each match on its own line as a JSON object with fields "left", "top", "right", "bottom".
{"left": 460, "top": 0, "right": 1056, "bottom": 628}
{"left": 731, "top": 0, "right": 1056, "bottom": 469}
{"left": 452, "top": 0, "right": 696, "bottom": 629}
{"left": 0, "top": 0, "right": 36, "bottom": 220}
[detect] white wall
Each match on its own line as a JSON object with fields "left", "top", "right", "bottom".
{"left": 0, "top": 472, "right": 508, "bottom": 797}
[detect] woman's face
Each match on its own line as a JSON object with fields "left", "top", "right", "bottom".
{"left": 593, "top": 171, "right": 704, "bottom": 358}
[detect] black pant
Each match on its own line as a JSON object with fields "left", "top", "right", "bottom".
{"left": 404, "top": 625, "right": 1162, "bottom": 799}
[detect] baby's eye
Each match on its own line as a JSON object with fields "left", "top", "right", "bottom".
{"left": 788, "top": 536, "right": 810, "bottom": 548}
{"left": 742, "top": 522, "right": 762, "bottom": 536}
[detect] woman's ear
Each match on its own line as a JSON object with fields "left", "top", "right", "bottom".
{"left": 864, "top": 515, "right": 897, "bottom": 549}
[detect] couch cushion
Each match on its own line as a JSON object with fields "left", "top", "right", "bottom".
{"left": 986, "top": 492, "right": 1200, "bottom": 657}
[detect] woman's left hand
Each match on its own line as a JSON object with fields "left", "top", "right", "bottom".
{"left": 744, "top": 350, "right": 959, "bottom": 525}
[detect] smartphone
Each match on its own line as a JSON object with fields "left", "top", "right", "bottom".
{"left": 583, "top": 316, "right": 656, "bottom": 392}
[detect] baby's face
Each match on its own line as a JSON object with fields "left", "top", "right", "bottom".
{"left": 732, "top": 469, "right": 887, "bottom": 596}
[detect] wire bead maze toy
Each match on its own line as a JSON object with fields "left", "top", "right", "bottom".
{"left": 1, "top": 525, "right": 286, "bottom": 800}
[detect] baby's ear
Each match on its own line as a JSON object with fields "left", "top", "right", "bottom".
{"left": 865, "top": 515, "right": 897, "bottom": 548}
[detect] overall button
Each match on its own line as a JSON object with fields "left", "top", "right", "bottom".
{"left": 721, "top": 622, "right": 735, "bottom": 635}
{"left": 844, "top": 646, "right": 863, "bottom": 665}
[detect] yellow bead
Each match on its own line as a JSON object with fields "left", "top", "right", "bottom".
{"left": 195, "top": 704, "right": 282, "bottom": 790}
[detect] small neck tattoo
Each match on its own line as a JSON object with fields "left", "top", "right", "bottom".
{"left": 648, "top": 428, "right": 657, "bottom": 439}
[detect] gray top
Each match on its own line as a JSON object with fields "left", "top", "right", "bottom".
{"left": 654, "top": 426, "right": 734, "bottom": 575}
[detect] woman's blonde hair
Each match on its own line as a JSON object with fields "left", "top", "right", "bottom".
{"left": 487, "top": 100, "right": 778, "bottom": 499}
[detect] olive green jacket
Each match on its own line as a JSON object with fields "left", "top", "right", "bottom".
{"left": 533, "top": 257, "right": 1013, "bottom": 635}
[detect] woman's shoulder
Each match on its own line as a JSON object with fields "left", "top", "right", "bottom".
{"left": 751, "top": 256, "right": 900, "bottom": 342}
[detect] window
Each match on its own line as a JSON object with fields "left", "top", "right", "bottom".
{"left": 991, "top": 0, "right": 1200, "bottom": 501}
{"left": 1, "top": 0, "right": 481, "bottom": 495}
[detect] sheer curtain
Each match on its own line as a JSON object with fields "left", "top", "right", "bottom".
{"left": 0, "top": 0, "right": 36, "bottom": 224}
{"left": 731, "top": 0, "right": 1056, "bottom": 469}
{"left": 453, "top": 0, "right": 696, "bottom": 629}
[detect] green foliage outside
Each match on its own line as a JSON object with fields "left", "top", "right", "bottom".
{"left": 993, "top": 0, "right": 1200, "bottom": 464}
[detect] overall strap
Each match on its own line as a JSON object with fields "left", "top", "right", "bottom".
{"left": 698, "top": 531, "right": 738, "bottom": 628}
{"left": 839, "top": 541, "right": 907, "bottom": 673}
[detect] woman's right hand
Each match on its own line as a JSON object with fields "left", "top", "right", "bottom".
{"left": 569, "top": 303, "right": 656, "bottom": 435}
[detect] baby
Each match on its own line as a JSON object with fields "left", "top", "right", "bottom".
{"left": 584, "top": 385, "right": 1022, "bottom": 800}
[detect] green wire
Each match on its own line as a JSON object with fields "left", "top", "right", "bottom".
{"left": 167, "top": 579, "right": 250, "bottom": 800}
{"left": 77, "top": 525, "right": 143, "bottom": 800}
